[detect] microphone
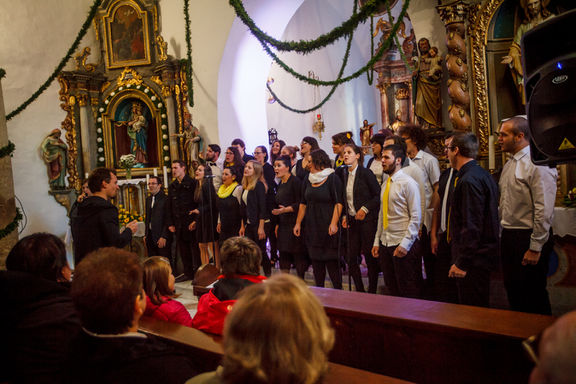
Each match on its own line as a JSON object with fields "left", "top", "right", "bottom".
{"left": 203, "top": 174, "right": 216, "bottom": 178}
{"left": 338, "top": 164, "right": 351, "bottom": 168}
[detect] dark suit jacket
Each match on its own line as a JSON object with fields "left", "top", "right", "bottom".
{"left": 337, "top": 165, "right": 381, "bottom": 222}
{"left": 166, "top": 175, "right": 198, "bottom": 241}
{"left": 145, "top": 190, "right": 169, "bottom": 243}
{"left": 241, "top": 181, "right": 269, "bottom": 225}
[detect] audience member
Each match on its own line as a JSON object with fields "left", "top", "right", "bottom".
{"left": 71, "top": 167, "right": 138, "bottom": 265}
{"left": 216, "top": 167, "right": 243, "bottom": 244}
{"left": 498, "top": 116, "right": 557, "bottom": 315}
{"left": 66, "top": 247, "right": 196, "bottom": 383}
{"left": 192, "top": 237, "right": 265, "bottom": 335}
{"left": 231, "top": 138, "right": 254, "bottom": 164}
{"left": 187, "top": 273, "right": 334, "bottom": 384}
{"left": 447, "top": 133, "right": 499, "bottom": 307}
{"left": 1, "top": 233, "right": 80, "bottom": 384}
{"left": 143, "top": 256, "right": 193, "bottom": 327}
{"left": 294, "top": 149, "right": 344, "bottom": 289}
{"left": 372, "top": 144, "right": 422, "bottom": 299}
{"left": 145, "top": 176, "right": 172, "bottom": 261}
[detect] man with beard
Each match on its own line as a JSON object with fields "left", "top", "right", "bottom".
{"left": 205, "top": 144, "right": 222, "bottom": 190}
{"left": 372, "top": 144, "right": 422, "bottom": 299}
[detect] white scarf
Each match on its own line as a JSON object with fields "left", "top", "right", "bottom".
{"left": 308, "top": 168, "right": 334, "bottom": 184}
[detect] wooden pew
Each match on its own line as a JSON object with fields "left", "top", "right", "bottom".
{"left": 311, "top": 287, "right": 555, "bottom": 384}
{"left": 139, "top": 316, "right": 412, "bottom": 384}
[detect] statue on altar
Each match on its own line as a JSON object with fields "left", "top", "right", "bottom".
{"left": 115, "top": 101, "right": 148, "bottom": 167}
{"left": 173, "top": 111, "right": 202, "bottom": 169}
{"left": 501, "top": 0, "right": 554, "bottom": 104}
{"left": 41, "top": 129, "right": 68, "bottom": 190}
{"left": 360, "top": 119, "right": 376, "bottom": 148}
{"left": 413, "top": 38, "right": 443, "bottom": 130}
{"left": 388, "top": 109, "right": 407, "bottom": 134}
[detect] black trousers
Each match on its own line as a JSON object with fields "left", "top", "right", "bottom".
{"left": 378, "top": 240, "right": 422, "bottom": 299}
{"left": 455, "top": 267, "right": 491, "bottom": 307}
{"left": 420, "top": 225, "right": 436, "bottom": 299}
{"left": 311, "top": 259, "right": 342, "bottom": 289}
{"left": 146, "top": 234, "right": 172, "bottom": 260}
{"left": 432, "top": 232, "right": 458, "bottom": 304}
{"left": 343, "top": 217, "right": 376, "bottom": 293}
{"left": 176, "top": 235, "right": 200, "bottom": 279}
{"left": 245, "top": 222, "right": 271, "bottom": 276}
{"left": 279, "top": 251, "right": 309, "bottom": 279}
{"left": 501, "top": 228, "right": 552, "bottom": 315}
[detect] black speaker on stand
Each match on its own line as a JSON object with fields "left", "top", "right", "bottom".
{"left": 522, "top": 9, "right": 576, "bottom": 165}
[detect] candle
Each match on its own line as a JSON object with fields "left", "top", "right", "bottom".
{"left": 84, "top": 172, "right": 89, "bottom": 180}
{"left": 146, "top": 174, "right": 150, "bottom": 187}
{"left": 153, "top": 168, "right": 158, "bottom": 176}
{"left": 488, "top": 135, "right": 495, "bottom": 170}
{"left": 163, "top": 165, "right": 168, "bottom": 185}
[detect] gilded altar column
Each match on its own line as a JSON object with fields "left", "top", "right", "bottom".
{"left": 377, "top": 82, "right": 390, "bottom": 129}
{"left": 78, "top": 94, "right": 93, "bottom": 177}
{"left": 0, "top": 76, "right": 18, "bottom": 265}
{"left": 437, "top": 0, "right": 472, "bottom": 132}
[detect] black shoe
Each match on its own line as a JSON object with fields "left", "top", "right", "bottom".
{"left": 174, "top": 274, "right": 190, "bottom": 283}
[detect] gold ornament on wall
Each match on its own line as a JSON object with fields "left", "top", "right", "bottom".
{"left": 116, "top": 67, "right": 143, "bottom": 87}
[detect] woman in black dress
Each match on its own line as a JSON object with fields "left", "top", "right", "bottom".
{"left": 272, "top": 155, "right": 307, "bottom": 278}
{"left": 216, "top": 167, "right": 243, "bottom": 245}
{"left": 294, "top": 149, "right": 343, "bottom": 289}
{"left": 293, "top": 136, "right": 318, "bottom": 181}
{"left": 338, "top": 144, "right": 381, "bottom": 293}
{"left": 239, "top": 160, "right": 271, "bottom": 276}
{"left": 254, "top": 145, "right": 278, "bottom": 265}
{"left": 190, "top": 164, "right": 219, "bottom": 267}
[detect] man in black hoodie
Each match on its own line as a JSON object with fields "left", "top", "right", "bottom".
{"left": 72, "top": 168, "right": 138, "bottom": 266}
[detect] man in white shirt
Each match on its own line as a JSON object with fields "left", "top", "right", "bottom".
{"left": 205, "top": 144, "right": 223, "bottom": 190}
{"left": 372, "top": 144, "right": 422, "bottom": 298}
{"left": 498, "top": 116, "right": 557, "bottom": 315}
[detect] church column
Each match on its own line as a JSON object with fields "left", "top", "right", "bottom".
{"left": 377, "top": 81, "right": 390, "bottom": 129}
{"left": 155, "top": 62, "right": 180, "bottom": 164}
{"left": 0, "top": 76, "right": 18, "bottom": 265}
{"left": 437, "top": 0, "right": 472, "bottom": 132}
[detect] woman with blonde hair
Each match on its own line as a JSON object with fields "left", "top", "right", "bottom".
{"left": 187, "top": 273, "right": 334, "bottom": 384}
{"left": 239, "top": 160, "right": 271, "bottom": 276}
{"left": 143, "top": 256, "right": 193, "bottom": 326}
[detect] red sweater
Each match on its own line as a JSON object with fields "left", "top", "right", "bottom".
{"left": 145, "top": 295, "right": 193, "bottom": 327}
{"left": 191, "top": 274, "right": 266, "bottom": 335}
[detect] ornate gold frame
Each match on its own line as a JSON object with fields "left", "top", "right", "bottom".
{"left": 468, "top": 0, "right": 505, "bottom": 154}
{"left": 102, "top": 0, "right": 152, "bottom": 69}
{"left": 101, "top": 89, "right": 163, "bottom": 177}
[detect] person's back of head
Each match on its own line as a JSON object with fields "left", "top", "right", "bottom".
{"left": 220, "top": 237, "right": 261, "bottom": 276}
{"left": 6, "top": 232, "right": 70, "bottom": 282}
{"left": 71, "top": 247, "right": 144, "bottom": 334}
{"left": 221, "top": 274, "right": 334, "bottom": 384}
{"left": 143, "top": 256, "right": 176, "bottom": 306}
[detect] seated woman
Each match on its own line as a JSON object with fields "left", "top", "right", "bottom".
{"left": 191, "top": 237, "right": 266, "bottom": 335}
{"left": 186, "top": 273, "right": 335, "bottom": 384}
{"left": 143, "top": 256, "right": 193, "bottom": 327}
{"left": 1, "top": 233, "right": 80, "bottom": 384}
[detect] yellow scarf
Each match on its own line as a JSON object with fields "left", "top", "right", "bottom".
{"left": 217, "top": 182, "right": 238, "bottom": 199}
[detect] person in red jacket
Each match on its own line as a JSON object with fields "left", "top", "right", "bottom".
{"left": 192, "top": 237, "right": 266, "bottom": 335}
{"left": 143, "top": 256, "right": 193, "bottom": 326}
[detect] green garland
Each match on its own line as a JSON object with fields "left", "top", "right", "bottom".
{"left": 5, "top": 0, "right": 103, "bottom": 121}
{"left": 0, "top": 68, "right": 5, "bottom": 79}
{"left": 366, "top": 15, "right": 374, "bottom": 85}
{"left": 0, "top": 141, "right": 15, "bottom": 158}
{"left": 183, "top": 0, "right": 194, "bottom": 107}
{"left": 230, "top": 0, "right": 384, "bottom": 53}
{"left": 388, "top": 1, "right": 417, "bottom": 72}
{"left": 0, "top": 208, "right": 22, "bottom": 240}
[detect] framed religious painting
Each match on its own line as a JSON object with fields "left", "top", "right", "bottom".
{"left": 102, "top": 0, "right": 152, "bottom": 69}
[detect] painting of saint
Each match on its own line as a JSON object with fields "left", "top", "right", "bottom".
{"left": 114, "top": 99, "right": 158, "bottom": 168}
{"left": 107, "top": 3, "right": 149, "bottom": 67}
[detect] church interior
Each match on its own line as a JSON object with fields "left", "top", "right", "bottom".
{"left": 1, "top": 0, "right": 576, "bottom": 382}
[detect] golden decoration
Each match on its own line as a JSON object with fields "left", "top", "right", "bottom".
{"left": 90, "top": 97, "right": 99, "bottom": 106}
{"left": 437, "top": 0, "right": 469, "bottom": 25}
{"left": 468, "top": 0, "right": 503, "bottom": 154}
{"left": 101, "top": 81, "right": 111, "bottom": 93}
{"left": 155, "top": 34, "right": 168, "bottom": 62}
{"left": 180, "top": 65, "right": 189, "bottom": 105}
{"left": 116, "top": 67, "right": 144, "bottom": 87}
{"left": 74, "top": 47, "right": 97, "bottom": 72}
{"left": 48, "top": 191, "right": 73, "bottom": 212}
{"left": 151, "top": 76, "right": 163, "bottom": 87}
{"left": 161, "top": 85, "right": 172, "bottom": 97}
{"left": 57, "top": 76, "right": 81, "bottom": 191}
{"left": 93, "top": 18, "right": 100, "bottom": 41}
{"left": 395, "top": 87, "right": 410, "bottom": 100}
{"left": 77, "top": 95, "right": 88, "bottom": 107}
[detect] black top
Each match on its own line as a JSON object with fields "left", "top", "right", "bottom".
{"left": 195, "top": 180, "right": 219, "bottom": 243}
{"left": 437, "top": 167, "right": 456, "bottom": 234}
{"left": 242, "top": 153, "right": 255, "bottom": 163}
{"left": 294, "top": 159, "right": 309, "bottom": 181}
{"left": 71, "top": 196, "right": 133, "bottom": 264}
{"left": 145, "top": 190, "right": 170, "bottom": 243}
{"left": 275, "top": 175, "right": 302, "bottom": 253}
{"left": 216, "top": 185, "right": 242, "bottom": 242}
{"left": 166, "top": 174, "right": 198, "bottom": 241}
{"left": 336, "top": 165, "right": 381, "bottom": 222}
{"left": 449, "top": 161, "right": 499, "bottom": 271}
{"left": 262, "top": 162, "right": 277, "bottom": 213}
{"left": 242, "top": 181, "right": 269, "bottom": 225}
{"left": 64, "top": 331, "right": 197, "bottom": 384}
{"left": 301, "top": 173, "right": 343, "bottom": 259}
{"left": 0, "top": 271, "right": 81, "bottom": 384}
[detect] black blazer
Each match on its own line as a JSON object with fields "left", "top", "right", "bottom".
{"left": 145, "top": 190, "right": 169, "bottom": 243}
{"left": 242, "top": 181, "right": 269, "bottom": 225}
{"left": 337, "top": 165, "right": 381, "bottom": 222}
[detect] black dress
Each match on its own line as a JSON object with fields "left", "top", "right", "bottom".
{"left": 216, "top": 185, "right": 242, "bottom": 244}
{"left": 195, "top": 181, "right": 219, "bottom": 243}
{"left": 275, "top": 175, "right": 302, "bottom": 253}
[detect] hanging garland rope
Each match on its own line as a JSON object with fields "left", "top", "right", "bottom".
{"left": 229, "top": 0, "right": 384, "bottom": 53}
{"left": 366, "top": 15, "right": 374, "bottom": 85}
{"left": 5, "top": 0, "right": 103, "bottom": 122}
{"left": 0, "top": 141, "right": 15, "bottom": 158}
{"left": 183, "top": 0, "right": 194, "bottom": 107}
{"left": 0, "top": 208, "right": 22, "bottom": 240}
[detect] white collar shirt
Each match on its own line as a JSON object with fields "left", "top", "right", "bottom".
{"left": 410, "top": 150, "right": 440, "bottom": 209}
{"left": 346, "top": 166, "right": 357, "bottom": 216}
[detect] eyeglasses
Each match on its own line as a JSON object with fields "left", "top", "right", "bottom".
{"left": 253, "top": 151, "right": 263, "bottom": 155}
{"left": 444, "top": 146, "right": 456, "bottom": 151}
{"left": 522, "top": 333, "right": 542, "bottom": 365}
{"left": 225, "top": 151, "right": 233, "bottom": 155}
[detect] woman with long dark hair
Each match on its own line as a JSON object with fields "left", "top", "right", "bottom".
{"left": 338, "top": 144, "right": 381, "bottom": 293}
{"left": 269, "top": 139, "right": 286, "bottom": 165}
{"left": 190, "top": 164, "right": 219, "bottom": 267}
{"left": 223, "top": 146, "right": 245, "bottom": 184}
{"left": 254, "top": 145, "right": 278, "bottom": 266}
{"left": 294, "top": 149, "right": 343, "bottom": 289}
{"left": 216, "top": 167, "right": 243, "bottom": 245}
{"left": 293, "top": 136, "right": 319, "bottom": 181}
{"left": 239, "top": 160, "right": 271, "bottom": 276}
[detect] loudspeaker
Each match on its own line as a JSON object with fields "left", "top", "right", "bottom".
{"left": 522, "top": 9, "right": 576, "bottom": 165}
